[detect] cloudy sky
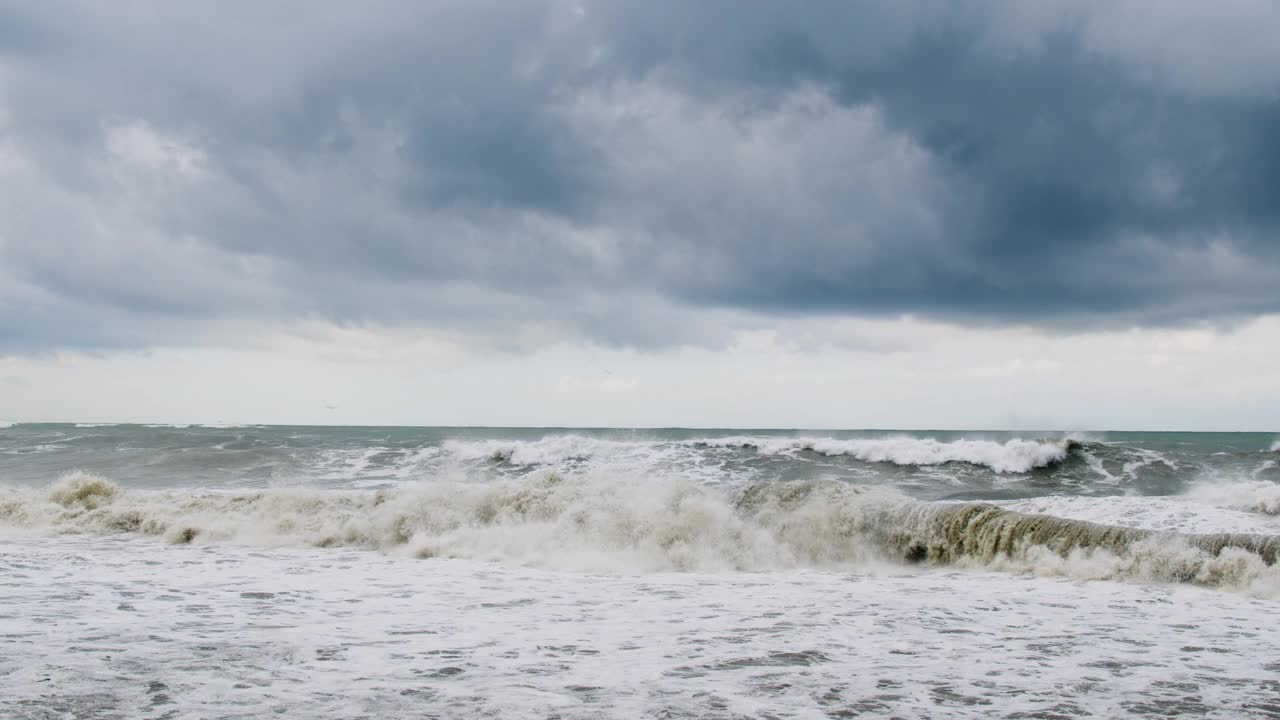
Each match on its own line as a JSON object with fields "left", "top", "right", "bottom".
{"left": 1, "top": 1, "right": 1278, "bottom": 429}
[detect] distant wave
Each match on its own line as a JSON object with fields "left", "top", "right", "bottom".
{"left": 74, "top": 423, "right": 120, "bottom": 428}
{"left": 0, "top": 421, "right": 14, "bottom": 429}
{"left": 3, "top": 471, "right": 1275, "bottom": 596}
{"left": 442, "top": 436, "right": 650, "bottom": 466}
{"left": 696, "top": 436, "right": 1079, "bottom": 473}
{"left": 437, "top": 435, "right": 1081, "bottom": 474}
{"left": 1271, "top": 439, "right": 1280, "bottom": 452}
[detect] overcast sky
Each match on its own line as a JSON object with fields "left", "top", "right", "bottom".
{"left": 2, "top": 2, "right": 1278, "bottom": 429}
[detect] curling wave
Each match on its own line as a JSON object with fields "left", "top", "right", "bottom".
{"left": 886, "top": 502, "right": 1278, "bottom": 594}
{"left": 2, "top": 471, "right": 1277, "bottom": 596}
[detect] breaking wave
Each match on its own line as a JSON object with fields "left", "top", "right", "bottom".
{"left": 1271, "top": 439, "right": 1280, "bottom": 452}
{"left": 2, "top": 471, "right": 1277, "bottom": 596}
{"left": 1002, "top": 494, "right": 1280, "bottom": 536}
{"left": 1186, "top": 480, "right": 1280, "bottom": 516}
{"left": 433, "top": 434, "right": 1082, "bottom": 474}
{"left": 696, "top": 436, "right": 1079, "bottom": 473}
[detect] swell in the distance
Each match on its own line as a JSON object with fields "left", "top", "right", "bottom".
{"left": 446, "top": 435, "right": 1082, "bottom": 474}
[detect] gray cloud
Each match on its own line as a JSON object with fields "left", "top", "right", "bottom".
{"left": 1, "top": 1, "right": 1278, "bottom": 354}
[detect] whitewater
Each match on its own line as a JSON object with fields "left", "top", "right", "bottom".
{"left": 3, "top": 424, "right": 1280, "bottom": 719}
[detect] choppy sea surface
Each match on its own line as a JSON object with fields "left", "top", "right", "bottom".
{"left": 2, "top": 424, "right": 1279, "bottom": 719}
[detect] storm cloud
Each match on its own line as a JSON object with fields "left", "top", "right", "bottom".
{"left": 2, "top": 1, "right": 1278, "bottom": 353}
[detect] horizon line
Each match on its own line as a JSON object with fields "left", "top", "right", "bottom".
{"left": 3, "top": 421, "right": 1276, "bottom": 434}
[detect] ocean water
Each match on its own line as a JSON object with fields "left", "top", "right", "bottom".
{"left": 2, "top": 424, "right": 1279, "bottom": 718}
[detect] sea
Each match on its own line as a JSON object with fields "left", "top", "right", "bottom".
{"left": 2, "top": 423, "right": 1279, "bottom": 719}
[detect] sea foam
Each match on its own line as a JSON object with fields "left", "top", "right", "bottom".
{"left": 698, "top": 436, "right": 1076, "bottom": 473}
{"left": 3, "top": 471, "right": 1277, "bottom": 596}
{"left": 1004, "top": 494, "right": 1280, "bottom": 535}
{"left": 1186, "top": 480, "right": 1280, "bottom": 516}
{"left": 435, "top": 435, "right": 1078, "bottom": 474}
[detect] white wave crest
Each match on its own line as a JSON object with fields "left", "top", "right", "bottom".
{"left": 1121, "top": 448, "right": 1177, "bottom": 476}
{"left": 0, "top": 421, "right": 14, "bottom": 429}
{"left": 1271, "top": 439, "right": 1280, "bottom": 452}
{"left": 1186, "top": 480, "right": 1280, "bottom": 516}
{"left": 2, "top": 472, "right": 1277, "bottom": 597}
{"left": 0, "top": 472, "right": 906, "bottom": 573}
{"left": 437, "top": 435, "right": 1077, "bottom": 474}
{"left": 700, "top": 436, "right": 1074, "bottom": 473}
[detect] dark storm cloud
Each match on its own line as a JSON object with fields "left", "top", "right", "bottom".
{"left": 1, "top": 1, "right": 1278, "bottom": 353}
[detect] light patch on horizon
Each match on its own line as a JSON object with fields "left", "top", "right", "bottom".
{"left": 2, "top": 314, "right": 1277, "bottom": 430}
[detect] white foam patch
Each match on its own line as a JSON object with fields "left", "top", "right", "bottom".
{"left": 2, "top": 535, "right": 1278, "bottom": 719}
{"left": 434, "top": 436, "right": 739, "bottom": 487}
{"left": 1002, "top": 494, "right": 1280, "bottom": 535}
{"left": 442, "top": 436, "right": 662, "bottom": 467}
{"left": 1185, "top": 480, "right": 1280, "bottom": 516}
{"left": 1120, "top": 448, "right": 1177, "bottom": 476}
{"left": 702, "top": 436, "right": 1073, "bottom": 473}
{"left": 1079, "top": 450, "right": 1118, "bottom": 483}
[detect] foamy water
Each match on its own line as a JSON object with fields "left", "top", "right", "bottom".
{"left": 2, "top": 424, "right": 1279, "bottom": 717}
{"left": 4, "top": 536, "right": 1279, "bottom": 719}
{"left": 699, "top": 436, "right": 1076, "bottom": 473}
{"left": 1004, "top": 490, "right": 1280, "bottom": 535}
